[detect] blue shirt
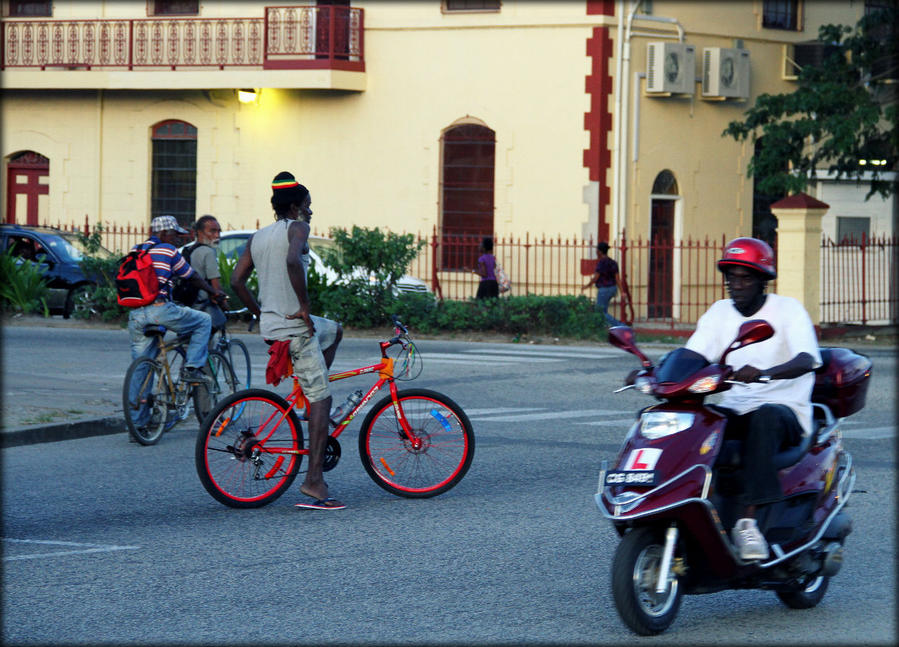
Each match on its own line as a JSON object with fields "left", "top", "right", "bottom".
{"left": 132, "top": 236, "right": 195, "bottom": 301}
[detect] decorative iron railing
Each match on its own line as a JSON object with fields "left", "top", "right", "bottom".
{"left": 1, "top": 5, "right": 363, "bottom": 71}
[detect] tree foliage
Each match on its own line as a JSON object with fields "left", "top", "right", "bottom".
{"left": 723, "top": 7, "right": 897, "bottom": 199}
{"left": 319, "top": 225, "right": 426, "bottom": 326}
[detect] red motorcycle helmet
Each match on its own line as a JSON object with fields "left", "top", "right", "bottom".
{"left": 717, "top": 237, "right": 776, "bottom": 280}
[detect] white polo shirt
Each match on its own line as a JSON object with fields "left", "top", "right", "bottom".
{"left": 685, "top": 294, "right": 822, "bottom": 436}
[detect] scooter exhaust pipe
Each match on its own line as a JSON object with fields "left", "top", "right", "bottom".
{"left": 820, "top": 542, "right": 844, "bottom": 577}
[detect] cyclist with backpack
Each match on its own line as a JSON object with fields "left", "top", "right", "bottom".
{"left": 126, "top": 216, "right": 226, "bottom": 384}
{"left": 175, "top": 214, "right": 227, "bottom": 331}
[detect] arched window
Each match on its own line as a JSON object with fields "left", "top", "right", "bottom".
{"left": 151, "top": 120, "right": 197, "bottom": 228}
{"left": 440, "top": 121, "right": 495, "bottom": 269}
{"left": 651, "top": 169, "right": 678, "bottom": 195}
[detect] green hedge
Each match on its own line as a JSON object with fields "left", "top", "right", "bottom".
{"left": 389, "top": 292, "right": 610, "bottom": 340}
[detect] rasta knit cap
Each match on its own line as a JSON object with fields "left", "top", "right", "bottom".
{"left": 271, "top": 171, "right": 309, "bottom": 207}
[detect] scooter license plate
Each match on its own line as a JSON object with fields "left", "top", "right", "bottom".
{"left": 604, "top": 470, "right": 658, "bottom": 487}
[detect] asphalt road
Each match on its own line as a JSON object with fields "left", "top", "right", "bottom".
{"left": 2, "top": 326, "right": 896, "bottom": 644}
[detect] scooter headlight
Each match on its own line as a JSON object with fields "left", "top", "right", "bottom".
{"left": 640, "top": 412, "right": 694, "bottom": 439}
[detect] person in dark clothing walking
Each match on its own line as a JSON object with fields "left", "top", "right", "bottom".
{"left": 581, "top": 241, "right": 622, "bottom": 326}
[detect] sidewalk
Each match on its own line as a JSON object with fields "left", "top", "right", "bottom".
{"left": 2, "top": 314, "right": 895, "bottom": 449}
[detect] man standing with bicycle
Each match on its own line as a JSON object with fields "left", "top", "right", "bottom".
{"left": 128, "top": 216, "right": 226, "bottom": 384}
{"left": 230, "top": 172, "right": 345, "bottom": 511}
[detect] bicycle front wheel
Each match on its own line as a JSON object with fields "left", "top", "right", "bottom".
{"left": 195, "top": 389, "right": 304, "bottom": 508}
{"left": 223, "top": 338, "right": 252, "bottom": 390}
{"left": 122, "top": 357, "right": 170, "bottom": 445}
{"left": 358, "top": 388, "right": 475, "bottom": 498}
{"left": 193, "top": 350, "right": 238, "bottom": 423}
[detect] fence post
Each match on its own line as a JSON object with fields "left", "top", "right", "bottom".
{"left": 770, "top": 193, "right": 829, "bottom": 326}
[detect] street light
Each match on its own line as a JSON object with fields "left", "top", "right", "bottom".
{"left": 237, "top": 89, "right": 258, "bottom": 104}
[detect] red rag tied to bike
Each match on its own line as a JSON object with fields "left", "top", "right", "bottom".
{"left": 265, "top": 340, "right": 292, "bottom": 386}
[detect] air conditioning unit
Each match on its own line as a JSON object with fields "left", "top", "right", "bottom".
{"left": 646, "top": 41, "right": 696, "bottom": 95}
{"left": 702, "top": 47, "right": 750, "bottom": 99}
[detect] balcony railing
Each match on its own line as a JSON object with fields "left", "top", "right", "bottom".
{"left": 1, "top": 5, "right": 363, "bottom": 71}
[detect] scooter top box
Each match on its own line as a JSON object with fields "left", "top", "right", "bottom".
{"left": 812, "top": 348, "right": 872, "bottom": 418}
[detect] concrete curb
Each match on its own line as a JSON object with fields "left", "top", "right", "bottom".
{"left": 1, "top": 417, "right": 125, "bottom": 449}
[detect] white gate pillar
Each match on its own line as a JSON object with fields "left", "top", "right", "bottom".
{"left": 770, "top": 193, "right": 830, "bottom": 326}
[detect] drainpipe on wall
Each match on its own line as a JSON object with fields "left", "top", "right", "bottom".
{"left": 612, "top": 0, "right": 685, "bottom": 243}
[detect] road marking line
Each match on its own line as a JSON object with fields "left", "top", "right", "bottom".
{"left": 2, "top": 538, "right": 140, "bottom": 562}
{"left": 464, "top": 407, "right": 544, "bottom": 416}
{"left": 839, "top": 426, "right": 895, "bottom": 440}
{"left": 463, "top": 348, "right": 621, "bottom": 359}
{"left": 422, "top": 353, "right": 559, "bottom": 363}
{"left": 573, "top": 418, "right": 638, "bottom": 427}
{"left": 469, "top": 409, "right": 631, "bottom": 422}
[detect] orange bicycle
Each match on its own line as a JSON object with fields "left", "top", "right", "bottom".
{"left": 194, "top": 317, "right": 475, "bottom": 508}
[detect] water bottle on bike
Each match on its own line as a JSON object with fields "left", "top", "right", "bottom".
{"left": 330, "top": 390, "right": 364, "bottom": 426}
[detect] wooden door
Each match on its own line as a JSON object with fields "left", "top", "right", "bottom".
{"left": 648, "top": 199, "right": 674, "bottom": 319}
{"left": 6, "top": 151, "right": 49, "bottom": 225}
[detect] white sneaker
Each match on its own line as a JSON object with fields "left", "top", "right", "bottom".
{"left": 732, "top": 518, "right": 769, "bottom": 560}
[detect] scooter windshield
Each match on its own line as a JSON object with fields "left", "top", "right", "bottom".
{"left": 655, "top": 347, "right": 710, "bottom": 383}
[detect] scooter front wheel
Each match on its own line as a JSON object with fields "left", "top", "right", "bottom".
{"left": 611, "top": 527, "right": 683, "bottom": 636}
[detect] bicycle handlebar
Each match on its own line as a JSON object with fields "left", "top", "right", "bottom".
{"left": 224, "top": 306, "right": 257, "bottom": 332}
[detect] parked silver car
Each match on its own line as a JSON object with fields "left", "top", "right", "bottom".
{"left": 212, "top": 230, "right": 431, "bottom": 296}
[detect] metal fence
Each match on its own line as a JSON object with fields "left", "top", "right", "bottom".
{"left": 820, "top": 234, "right": 898, "bottom": 326}
{"left": 35, "top": 217, "right": 898, "bottom": 327}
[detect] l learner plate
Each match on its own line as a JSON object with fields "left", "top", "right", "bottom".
{"left": 604, "top": 470, "right": 658, "bottom": 487}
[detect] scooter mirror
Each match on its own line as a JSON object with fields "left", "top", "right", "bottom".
{"left": 608, "top": 326, "right": 653, "bottom": 367}
{"left": 719, "top": 319, "right": 775, "bottom": 364}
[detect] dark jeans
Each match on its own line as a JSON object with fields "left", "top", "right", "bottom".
{"left": 719, "top": 404, "right": 803, "bottom": 508}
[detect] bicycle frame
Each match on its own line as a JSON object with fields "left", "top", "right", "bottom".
{"left": 217, "top": 338, "right": 414, "bottom": 459}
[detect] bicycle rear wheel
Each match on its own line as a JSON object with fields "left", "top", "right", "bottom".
{"left": 193, "top": 350, "right": 238, "bottom": 423}
{"left": 358, "top": 388, "right": 475, "bottom": 498}
{"left": 223, "top": 338, "right": 252, "bottom": 390}
{"left": 195, "top": 389, "right": 304, "bottom": 508}
{"left": 122, "top": 357, "right": 170, "bottom": 445}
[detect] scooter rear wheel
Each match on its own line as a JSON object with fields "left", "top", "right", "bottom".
{"left": 776, "top": 575, "right": 829, "bottom": 609}
{"left": 611, "top": 527, "right": 683, "bottom": 635}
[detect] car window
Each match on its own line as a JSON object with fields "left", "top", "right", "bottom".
{"left": 36, "top": 233, "right": 82, "bottom": 263}
{"left": 219, "top": 235, "right": 250, "bottom": 259}
{"left": 60, "top": 233, "right": 115, "bottom": 260}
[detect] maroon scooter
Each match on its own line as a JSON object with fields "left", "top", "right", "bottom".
{"left": 595, "top": 320, "right": 871, "bottom": 635}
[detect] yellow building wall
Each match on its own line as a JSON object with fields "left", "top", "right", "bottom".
{"left": 616, "top": 0, "right": 864, "bottom": 244}
{"left": 1, "top": 0, "right": 864, "bottom": 251}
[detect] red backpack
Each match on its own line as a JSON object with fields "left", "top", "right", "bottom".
{"left": 115, "top": 242, "right": 161, "bottom": 307}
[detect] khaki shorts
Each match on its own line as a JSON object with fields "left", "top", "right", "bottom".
{"left": 288, "top": 330, "right": 330, "bottom": 403}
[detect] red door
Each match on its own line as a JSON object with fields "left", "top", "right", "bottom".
{"left": 648, "top": 199, "right": 674, "bottom": 319}
{"left": 6, "top": 151, "right": 49, "bottom": 225}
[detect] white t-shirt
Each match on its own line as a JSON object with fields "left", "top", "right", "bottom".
{"left": 685, "top": 294, "right": 822, "bottom": 436}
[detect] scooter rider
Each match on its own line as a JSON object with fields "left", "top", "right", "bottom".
{"left": 683, "top": 237, "right": 821, "bottom": 561}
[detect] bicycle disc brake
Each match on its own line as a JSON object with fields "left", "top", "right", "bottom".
{"left": 323, "top": 437, "right": 341, "bottom": 472}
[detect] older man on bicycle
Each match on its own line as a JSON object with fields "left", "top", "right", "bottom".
{"left": 127, "top": 216, "right": 226, "bottom": 383}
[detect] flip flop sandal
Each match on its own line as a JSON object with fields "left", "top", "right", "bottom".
{"left": 294, "top": 497, "right": 346, "bottom": 510}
